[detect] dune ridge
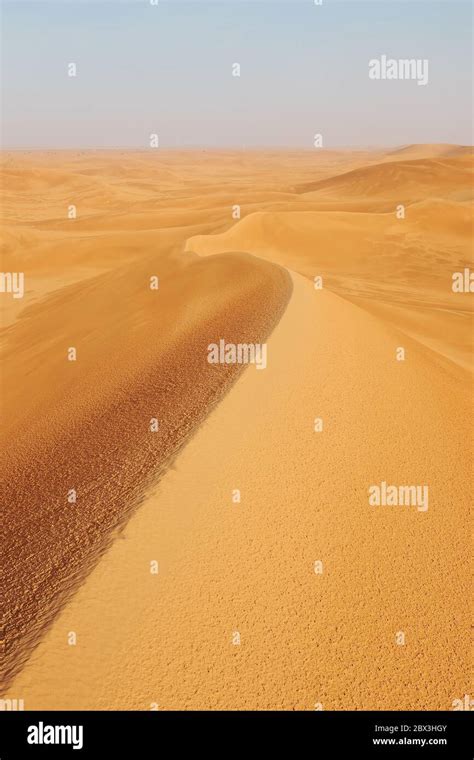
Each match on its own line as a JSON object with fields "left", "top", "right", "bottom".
{"left": 5, "top": 272, "right": 471, "bottom": 710}
{"left": 1, "top": 249, "right": 291, "bottom": 691}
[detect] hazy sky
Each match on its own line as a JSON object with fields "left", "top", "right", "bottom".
{"left": 1, "top": 0, "right": 472, "bottom": 148}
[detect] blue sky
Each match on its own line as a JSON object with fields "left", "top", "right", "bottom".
{"left": 1, "top": 0, "right": 472, "bottom": 148}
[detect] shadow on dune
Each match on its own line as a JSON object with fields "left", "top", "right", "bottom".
{"left": 1, "top": 249, "right": 292, "bottom": 692}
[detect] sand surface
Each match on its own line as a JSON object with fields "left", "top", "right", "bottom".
{"left": 1, "top": 147, "right": 472, "bottom": 709}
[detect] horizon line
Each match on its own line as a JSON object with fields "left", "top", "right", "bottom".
{"left": 1, "top": 142, "right": 471, "bottom": 153}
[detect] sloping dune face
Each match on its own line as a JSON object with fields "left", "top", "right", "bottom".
{"left": 1, "top": 239, "right": 292, "bottom": 690}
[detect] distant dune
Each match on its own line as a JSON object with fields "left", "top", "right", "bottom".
{"left": 384, "top": 143, "right": 473, "bottom": 160}
{"left": 295, "top": 156, "right": 473, "bottom": 203}
{"left": 1, "top": 146, "right": 472, "bottom": 709}
{"left": 188, "top": 151, "right": 473, "bottom": 372}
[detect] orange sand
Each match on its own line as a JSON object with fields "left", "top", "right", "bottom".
{"left": 1, "top": 146, "right": 472, "bottom": 709}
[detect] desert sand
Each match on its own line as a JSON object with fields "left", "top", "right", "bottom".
{"left": 1, "top": 145, "right": 472, "bottom": 709}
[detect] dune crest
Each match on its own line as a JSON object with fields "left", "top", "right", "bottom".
{"left": 1, "top": 248, "right": 291, "bottom": 691}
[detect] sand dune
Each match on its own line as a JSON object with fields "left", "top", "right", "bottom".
{"left": 5, "top": 273, "right": 471, "bottom": 710}
{"left": 187, "top": 202, "right": 473, "bottom": 371}
{"left": 1, "top": 147, "right": 472, "bottom": 709}
{"left": 295, "top": 156, "right": 473, "bottom": 204}
{"left": 1, "top": 247, "right": 291, "bottom": 691}
{"left": 384, "top": 144, "right": 472, "bottom": 160}
{"left": 187, "top": 149, "right": 473, "bottom": 374}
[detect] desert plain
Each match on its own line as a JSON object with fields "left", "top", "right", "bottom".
{"left": 1, "top": 145, "right": 472, "bottom": 709}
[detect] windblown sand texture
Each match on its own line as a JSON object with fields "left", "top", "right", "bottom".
{"left": 1, "top": 146, "right": 473, "bottom": 709}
